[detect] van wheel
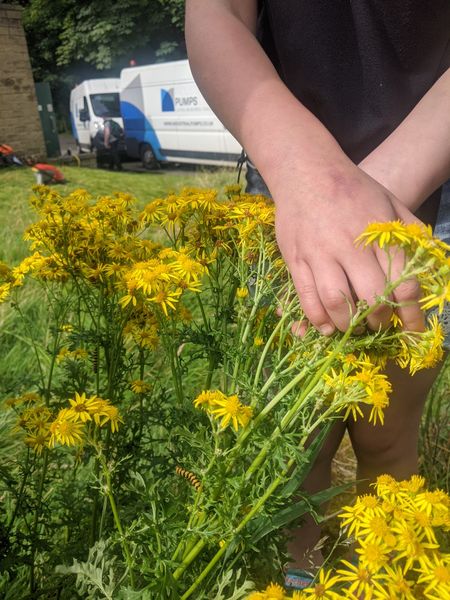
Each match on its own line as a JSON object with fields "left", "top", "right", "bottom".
{"left": 140, "top": 144, "right": 158, "bottom": 170}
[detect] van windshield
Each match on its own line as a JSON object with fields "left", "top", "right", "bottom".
{"left": 90, "top": 93, "right": 121, "bottom": 118}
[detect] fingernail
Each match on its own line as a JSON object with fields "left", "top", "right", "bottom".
{"left": 319, "top": 324, "right": 334, "bottom": 336}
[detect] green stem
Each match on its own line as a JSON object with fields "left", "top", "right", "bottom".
{"left": 30, "top": 448, "right": 49, "bottom": 594}
{"left": 173, "top": 539, "right": 206, "bottom": 581}
{"left": 180, "top": 456, "right": 296, "bottom": 598}
{"left": 196, "top": 293, "right": 210, "bottom": 331}
{"left": 172, "top": 432, "right": 221, "bottom": 563}
{"left": 14, "top": 302, "right": 46, "bottom": 391}
{"left": 101, "top": 458, "right": 135, "bottom": 588}
{"left": 7, "top": 448, "right": 31, "bottom": 535}
{"left": 251, "top": 308, "right": 291, "bottom": 396}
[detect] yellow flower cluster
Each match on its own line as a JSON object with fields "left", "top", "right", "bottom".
{"left": 248, "top": 475, "right": 450, "bottom": 600}
{"left": 248, "top": 582, "right": 302, "bottom": 599}
{"left": 140, "top": 186, "right": 276, "bottom": 269}
{"left": 123, "top": 306, "right": 161, "bottom": 350}
{"left": 10, "top": 391, "right": 123, "bottom": 453}
{"left": 323, "top": 353, "right": 392, "bottom": 425}
{"left": 193, "top": 389, "right": 253, "bottom": 431}
{"left": 49, "top": 392, "right": 123, "bottom": 447}
{"left": 0, "top": 260, "right": 15, "bottom": 302}
{"left": 0, "top": 186, "right": 278, "bottom": 325}
{"left": 357, "top": 221, "right": 450, "bottom": 314}
{"left": 396, "top": 314, "right": 444, "bottom": 374}
{"left": 119, "top": 248, "right": 206, "bottom": 316}
{"left": 248, "top": 571, "right": 341, "bottom": 600}
{"left": 130, "top": 379, "right": 152, "bottom": 394}
{"left": 56, "top": 347, "right": 90, "bottom": 363}
{"left": 11, "top": 394, "right": 52, "bottom": 456}
{"left": 337, "top": 474, "right": 450, "bottom": 599}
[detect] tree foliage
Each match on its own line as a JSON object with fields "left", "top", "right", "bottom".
{"left": 6, "top": 0, "right": 185, "bottom": 124}
{"left": 15, "top": 0, "right": 185, "bottom": 79}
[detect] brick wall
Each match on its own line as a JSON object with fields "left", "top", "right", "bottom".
{"left": 0, "top": 5, "right": 46, "bottom": 158}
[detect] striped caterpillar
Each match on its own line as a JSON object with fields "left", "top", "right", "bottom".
{"left": 175, "top": 466, "right": 202, "bottom": 491}
{"left": 91, "top": 347, "right": 99, "bottom": 374}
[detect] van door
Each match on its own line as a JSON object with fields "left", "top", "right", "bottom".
{"left": 161, "top": 78, "right": 228, "bottom": 165}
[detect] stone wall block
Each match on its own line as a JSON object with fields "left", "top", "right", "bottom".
{"left": 0, "top": 6, "right": 46, "bottom": 158}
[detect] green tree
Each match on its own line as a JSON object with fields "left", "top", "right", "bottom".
{"left": 19, "top": 0, "right": 185, "bottom": 77}
{"left": 7, "top": 0, "right": 185, "bottom": 127}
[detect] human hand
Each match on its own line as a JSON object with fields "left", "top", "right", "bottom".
{"left": 273, "top": 163, "right": 425, "bottom": 335}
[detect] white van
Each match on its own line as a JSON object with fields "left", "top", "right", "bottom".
{"left": 70, "top": 79, "right": 124, "bottom": 152}
{"left": 119, "top": 60, "right": 242, "bottom": 168}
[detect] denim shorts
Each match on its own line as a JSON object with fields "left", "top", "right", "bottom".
{"left": 433, "top": 181, "right": 450, "bottom": 348}
{"left": 245, "top": 161, "right": 450, "bottom": 348}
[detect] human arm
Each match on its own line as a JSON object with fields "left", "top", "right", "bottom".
{"left": 186, "top": 0, "right": 425, "bottom": 333}
{"left": 104, "top": 122, "right": 111, "bottom": 149}
{"left": 360, "top": 68, "right": 450, "bottom": 211}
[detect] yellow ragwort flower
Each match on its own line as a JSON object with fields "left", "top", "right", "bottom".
{"left": 210, "top": 394, "right": 253, "bottom": 431}
{"left": 130, "top": 380, "right": 151, "bottom": 394}
{"left": 49, "top": 409, "right": 85, "bottom": 447}
{"left": 67, "top": 392, "right": 102, "bottom": 423}
{"left": 236, "top": 286, "right": 249, "bottom": 299}
{"left": 92, "top": 399, "right": 124, "bottom": 433}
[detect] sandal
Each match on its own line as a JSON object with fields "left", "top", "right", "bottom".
{"left": 284, "top": 568, "right": 315, "bottom": 590}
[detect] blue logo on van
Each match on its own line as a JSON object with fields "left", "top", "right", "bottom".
{"left": 161, "top": 88, "right": 175, "bottom": 112}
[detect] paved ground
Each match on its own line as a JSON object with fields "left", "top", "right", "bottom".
{"left": 58, "top": 132, "right": 237, "bottom": 175}
{"left": 59, "top": 132, "right": 78, "bottom": 156}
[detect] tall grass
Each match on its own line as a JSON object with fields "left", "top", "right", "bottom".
{"left": 420, "top": 354, "right": 450, "bottom": 492}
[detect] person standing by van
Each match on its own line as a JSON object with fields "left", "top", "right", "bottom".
{"left": 94, "top": 118, "right": 123, "bottom": 171}
{"left": 103, "top": 118, "right": 123, "bottom": 171}
{"left": 185, "top": 0, "right": 450, "bottom": 589}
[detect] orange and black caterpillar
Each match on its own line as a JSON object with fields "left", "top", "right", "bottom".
{"left": 91, "top": 347, "right": 99, "bottom": 374}
{"left": 175, "top": 466, "right": 202, "bottom": 491}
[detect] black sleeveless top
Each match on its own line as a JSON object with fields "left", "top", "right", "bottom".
{"left": 258, "top": 1, "right": 450, "bottom": 164}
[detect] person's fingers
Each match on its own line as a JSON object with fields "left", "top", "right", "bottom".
{"left": 290, "top": 260, "right": 335, "bottom": 335}
{"left": 313, "top": 261, "right": 357, "bottom": 332}
{"left": 375, "top": 245, "right": 425, "bottom": 332}
{"left": 276, "top": 290, "right": 294, "bottom": 317}
{"left": 293, "top": 259, "right": 357, "bottom": 333}
{"left": 341, "top": 250, "right": 392, "bottom": 331}
{"left": 394, "top": 278, "right": 425, "bottom": 331}
{"left": 291, "top": 319, "right": 308, "bottom": 337}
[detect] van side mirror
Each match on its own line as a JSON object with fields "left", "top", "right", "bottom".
{"left": 79, "top": 108, "right": 90, "bottom": 122}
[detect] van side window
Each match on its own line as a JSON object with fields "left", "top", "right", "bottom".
{"left": 83, "top": 97, "right": 88, "bottom": 112}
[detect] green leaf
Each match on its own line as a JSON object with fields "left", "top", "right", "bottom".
{"left": 248, "top": 482, "right": 353, "bottom": 544}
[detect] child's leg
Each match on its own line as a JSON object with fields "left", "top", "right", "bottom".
{"left": 286, "top": 360, "right": 441, "bottom": 572}
{"left": 286, "top": 421, "right": 346, "bottom": 569}
{"left": 347, "top": 361, "right": 441, "bottom": 494}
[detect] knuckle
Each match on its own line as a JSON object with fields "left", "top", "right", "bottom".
{"left": 321, "top": 288, "right": 347, "bottom": 311}
{"left": 297, "top": 283, "right": 317, "bottom": 302}
{"left": 395, "top": 278, "right": 421, "bottom": 302}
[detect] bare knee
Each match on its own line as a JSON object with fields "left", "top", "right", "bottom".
{"left": 350, "top": 426, "right": 418, "bottom": 469}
